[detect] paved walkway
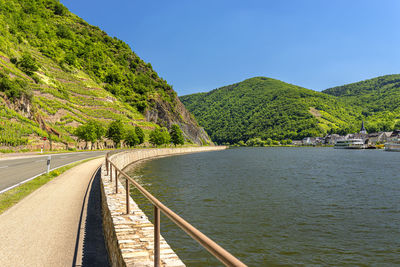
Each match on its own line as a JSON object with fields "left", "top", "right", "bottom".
{"left": 0, "top": 158, "right": 108, "bottom": 267}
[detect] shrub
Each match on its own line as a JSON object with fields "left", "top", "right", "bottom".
{"left": 64, "top": 53, "right": 77, "bottom": 66}
{"left": 17, "top": 53, "right": 40, "bottom": 75}
{"left": 0, "top": 74, "right": 30, "bottom": 100}
{"left": 56, "top": 25, "right": 73, "bottom": 39}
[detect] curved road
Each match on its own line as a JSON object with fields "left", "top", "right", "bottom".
{"left": 0, "top": 151, "right": 108, "bottom": 193}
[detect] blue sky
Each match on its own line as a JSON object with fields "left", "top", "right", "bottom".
{"left": 61, "top": 0, "right": 400, "bottom": 96}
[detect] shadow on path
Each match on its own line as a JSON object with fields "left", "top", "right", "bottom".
{"left": 81, "top": 168, "right": 110, "bottom": 267}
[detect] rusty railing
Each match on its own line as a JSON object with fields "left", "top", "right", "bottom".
{"left": 105, "top": 153, "right": 246, "bottom": 267}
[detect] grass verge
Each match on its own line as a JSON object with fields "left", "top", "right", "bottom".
{"left": 0, "top": 158, "right": 95, "bottom": 215}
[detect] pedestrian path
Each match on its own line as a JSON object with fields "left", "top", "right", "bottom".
{"left": 0, "top": 158, "right": 106, "bottom": 267}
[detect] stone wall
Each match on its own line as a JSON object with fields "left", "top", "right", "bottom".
{"left": 100, "top": 146, "right": 227, "bottom": 267}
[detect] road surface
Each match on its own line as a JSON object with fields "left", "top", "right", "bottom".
{"left": 0, "top": 151, "right": 108, "bottom": 192}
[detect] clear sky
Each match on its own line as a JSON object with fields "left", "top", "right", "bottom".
{"left": 61, "top": 0, "right": 400, "bottom": 96}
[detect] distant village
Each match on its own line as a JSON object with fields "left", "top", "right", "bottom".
{"left": 294, "top": 121, "right": 399, "bottom": 147}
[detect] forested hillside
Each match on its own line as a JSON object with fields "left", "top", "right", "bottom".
{"left": 323, "top": 74, "right": 400, "bottom": 132}
{"left": 181, "top": 77, "right": 361, "bottom": 144}
{"left": 0, "top": 0, "right": 210, "bottom": 149}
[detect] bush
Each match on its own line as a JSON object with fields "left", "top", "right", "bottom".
{"left": 56, "top": 25, "right": 73, "bottom": 39}
{"left": 0, "top": 74, "right": 30, "bottom": 100}
{"left": 64, "top": 53, "right": 77, "bottom": 66}
{"left": 17, "top": 53, "right": 40, "bottom": 75}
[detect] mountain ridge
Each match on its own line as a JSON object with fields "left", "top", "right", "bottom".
{"left": 182, "top": 74, "right": 400, "bottom": 144}
{"left": 180, "top": 76, "right": 362, "bottom": 144}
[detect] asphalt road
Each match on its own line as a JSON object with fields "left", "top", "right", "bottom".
{"left": 0, "top": 151, "right": 108, "bottom": 193}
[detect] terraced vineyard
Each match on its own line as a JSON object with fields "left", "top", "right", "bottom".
{"left": 0, "top": 0, "right": 210, "bottom": 150}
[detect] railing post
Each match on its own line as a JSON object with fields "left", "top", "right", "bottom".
{"left": 115, "top": 168, "right": 118, "bottom": 194}
{"left": 126, "top": 178, "right": 130, "bottom": 214}
{"left": 110, "top": 164, "right": 112, "bottom": 182}
{"left": 105, "top": 157, "right": 109, "bottom": 176}
{"left": 154, "top": 206, "right": 161, "bottom": 267}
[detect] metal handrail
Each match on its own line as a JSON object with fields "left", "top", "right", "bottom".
{"left": 105, "top": 154, "right": 246, "bottom": 267}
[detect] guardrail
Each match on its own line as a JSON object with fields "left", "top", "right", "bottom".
{"left": 105, "top": 153, "right": 246, "bottom": 267}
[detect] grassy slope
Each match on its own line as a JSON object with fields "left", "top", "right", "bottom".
{"left": 323, "top": 74, "right": 400, "bottom": 132}
{"left": 0, "top": 0, "right": 199, "bottom": 149}
{"left": 181, "top": 77, "right": 360, "bottom": 144}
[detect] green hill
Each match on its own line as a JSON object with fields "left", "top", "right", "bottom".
{"left": 180, "top": 77, "right": 361, "bottom": 144}
{"left": 323, "top": 74, "right": 400, "bottom": 132}
{"left": 0, "top": 0, "right": 210, "bottom": 150}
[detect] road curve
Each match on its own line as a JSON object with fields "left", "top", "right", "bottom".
{"left": 0, "top": 151, "right": 108, "bottom": 192}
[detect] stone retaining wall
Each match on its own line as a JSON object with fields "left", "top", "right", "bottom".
{"left": 100, "top": 146, "right": 227, "bottom": 267}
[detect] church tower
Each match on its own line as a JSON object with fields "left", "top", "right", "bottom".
{"left": 360, "top": 120, "right": 367, "bottom": 134}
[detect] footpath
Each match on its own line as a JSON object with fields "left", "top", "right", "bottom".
{"left": 0, "top": 157, "right": 107, "bottom": 267}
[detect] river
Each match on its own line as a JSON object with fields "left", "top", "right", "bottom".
{"left": 126, "top": 147, "right": 400, "bottom": 266}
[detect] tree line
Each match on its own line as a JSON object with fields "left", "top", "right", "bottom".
{"left": 74, "top": 120, "right": 185, "bottom": 149}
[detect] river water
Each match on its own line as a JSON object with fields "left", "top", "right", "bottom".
{"left": 126, "top": 147, "right": 400, "bottom": 266}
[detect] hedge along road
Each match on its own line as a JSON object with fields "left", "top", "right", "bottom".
{"left": 0, "top": 151, "right": 109, "bottom": 193}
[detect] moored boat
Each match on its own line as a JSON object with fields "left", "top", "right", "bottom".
{"left": 384, "top": 140, "right": 400, "bottom": 151}
{"left": 334, "top": 139, "right": 366, "bottom": 149}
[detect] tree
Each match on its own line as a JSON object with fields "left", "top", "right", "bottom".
{"left": 92, "top": 120, "right": 105, "bottom": 149}
{"left": 124, "top": 128, "right": 139, "bottom": 147}
{"left": 54, "top": 2, "right": 67, "bottom": 15}
{"left": 74, "top": 120, "right": 104, "bottom": 149}
{"left": 170, "top": 124, "right": 184, "bottom": 146}
{"left": 161, "top": 127, "right": 171, "bottom": 146}
{"left": 74, "top": 123, "right": 96, "bottom": 149}
{"left": 107, "top": 120, "right": 125, "bottom": 148}
{"left": 237, "top": 140, "right": 245, "bottom": 147}
{"left": 265, "top": 138, "right": 273, "bottom": 146}
{"left": 135, "top": 126, "right": 145, "bottom": 145}
{"left": 149, "top": 127, "right": 170, "bottom": 146}
{"left": 394, "top": 121, "right": 400, "bottom": 130}
{"left": 149, "top": 128, "right": 163, "bottom": 146}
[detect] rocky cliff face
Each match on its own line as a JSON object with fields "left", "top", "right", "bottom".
{"left": 145, "top": 96, "right": 212, "bottom": 145}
